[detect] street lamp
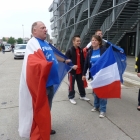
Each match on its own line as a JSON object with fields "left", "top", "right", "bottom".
{"left": 22, "top": 24, "right": 24, "bottom": 43}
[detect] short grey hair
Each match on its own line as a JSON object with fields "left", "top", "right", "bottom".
{"left": 31, "top": 22, "right": 38, "bottom": 33}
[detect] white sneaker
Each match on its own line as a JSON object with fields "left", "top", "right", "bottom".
{"left": 69, "top": 99, "right": 77, "bottom": 105}
{"left": 80, "top": 97, "right": 90, "bottom": 101}
{"left": 99, "top": 112, "right": 105, "bottom": 118}
{"left": 91, "top": 107, "right": 99, "bottom": 112}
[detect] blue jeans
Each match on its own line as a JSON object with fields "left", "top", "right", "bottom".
{"left": 46, "top": 85, "right": 54, "bottom": 110}
{"left": 93, "top": 93, "right": 107, "bottom": 113}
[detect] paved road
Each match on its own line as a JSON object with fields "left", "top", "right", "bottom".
{"left": 126, "top": 56, "right": 136, "bottom": 73}
{"left": 0, "top": 52, "right": 140, "bottom": 140}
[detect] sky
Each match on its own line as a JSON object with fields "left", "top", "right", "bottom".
{"left": 0, "top": 0, "right": 54, "bottom": 39}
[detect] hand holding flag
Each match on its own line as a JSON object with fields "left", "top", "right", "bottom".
{"left": 89, "top": 44, "right": 126, "bottom": 98}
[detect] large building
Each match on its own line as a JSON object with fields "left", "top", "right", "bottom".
{"left": 49, "top": 0, "right": 140, "bottom": 56}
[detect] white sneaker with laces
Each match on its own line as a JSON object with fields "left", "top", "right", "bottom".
{"left": 69, "top": 99, "right": 77, "bottom": 105}
{"left": 99, "top": 112, "right": 105, "bottom": 118}
{"left": 80, "top": 97, "right": 90, "bottom": 101}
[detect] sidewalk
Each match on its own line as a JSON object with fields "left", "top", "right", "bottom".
{"left": 0, "top": 53, "right": 140, "bottom": 140}
{"left": 123, "top": 56, "right": 140, "bottom": 87}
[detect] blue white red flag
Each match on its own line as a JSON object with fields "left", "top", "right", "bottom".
{"left": 90, "top": 45, "right": 126, "bottom": 98}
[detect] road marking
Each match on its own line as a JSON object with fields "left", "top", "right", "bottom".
{"left": 127, "top": 65, "right": 134, "bottom": 68}
{"left": 123, "top": 77, "right": 140, "bottom": 86}
{"left": 124, "top": 71, "right": 137, "bottom": 77}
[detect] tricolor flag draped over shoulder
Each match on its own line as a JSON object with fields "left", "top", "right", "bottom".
{"left": 48, "top": 43, "right": 73, "bottom": 94}
{"left": 90, "top": 44, "right": 126, "bottom": 98}
{"left": 19, "top": 37, "right": 72, "bottom": 140}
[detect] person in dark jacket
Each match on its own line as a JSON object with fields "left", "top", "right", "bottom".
{"left": 136, "top": 52, "right": 140, "bottom": 111}
{"left": 82, "top": 35, "right": 107, "bottom": 118}
{"left": 65, "top": 35, "right": 90, "bottom": 105}
{"left": 11, "top": 44, "right": 15, "bottom": 53}
{"left": 1, "top": 44, "right": 5, "bottom": 54}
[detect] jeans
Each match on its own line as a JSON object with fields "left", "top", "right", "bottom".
{"left": 93, "top": 93, "right": 107, "bottom": 113}
{"left": 46, "top": 85, "right": 54, "bottom": 110}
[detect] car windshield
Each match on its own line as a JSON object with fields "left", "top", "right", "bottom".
{"left": 15, "top": 45, "right": 26, "bottom": 49}
{"left": 5, "top": 45, "right": 11, "bottom": 48}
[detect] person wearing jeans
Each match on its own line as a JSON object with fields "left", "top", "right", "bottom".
{"left": 136, "top": 52, "right": 140, "bottom": 111}
{"left": 82, "top": 35, "right": 107, "bottom": 118}
{"left": 31, "top": 21, "right": 71, "bottom": 135}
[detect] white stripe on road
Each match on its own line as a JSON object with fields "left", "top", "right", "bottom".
{"left": 124, "top": 71, "right": 137, "bottom": 77}
{"left": 123, "top": 77, "right": 140, "bottom": 86}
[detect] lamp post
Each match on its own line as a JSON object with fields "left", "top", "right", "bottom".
{"left": 22, "top": 24, "right": 24, "bottom": 43}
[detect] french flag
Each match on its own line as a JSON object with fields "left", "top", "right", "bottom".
{"left": 18, "top": 37, "right": 72, "bottom": 140}
{"left": 90, "top": 45, "right": 126, "bottom": 98}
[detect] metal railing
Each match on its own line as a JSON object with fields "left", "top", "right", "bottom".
{"left": 101, "top": 0, "right": 129, "bottom": 35}
{"left": 80, "top": 0, "right": 104, "bottom": 41}
{"left": 66, "top": 0, "right": 91, "bottom": 49}
{"left": 52, "top": 0, "right": 133, "bottom": 48}
{"left": 107, "top": 0, "right": 140, "bottom": 44}
{"left": 66, "top": 30, "right": 75, "bottom": 50}
{"left": 59, "top": 0, "right": 83, "bottom": 48}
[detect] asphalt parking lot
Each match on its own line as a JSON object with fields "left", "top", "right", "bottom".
{"left": 0, "top": 52, "right": 140, "bottom": 140}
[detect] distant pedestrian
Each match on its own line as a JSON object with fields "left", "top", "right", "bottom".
{"left": 136, "top": 52, "right": 140, "bottom": 111}
{"left": 11, "top": 45, "right": 15, "bottom": 53}
{"left": 1, "top": 44, "right": 5, "bottom": 54}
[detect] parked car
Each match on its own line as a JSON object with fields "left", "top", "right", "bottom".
{"left": 4, "top": 44, "right": 12, "bottom": 52}
{"left": 14, "top": 44, "right": 26, "bottom": 59}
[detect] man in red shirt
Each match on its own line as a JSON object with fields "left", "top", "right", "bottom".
{"left": 65, "top": 35, "right": 90, "bottom": 104}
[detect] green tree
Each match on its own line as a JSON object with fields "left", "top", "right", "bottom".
{"left": 17, "top": 38, "right": 23, "bottom": 44}
{"left": 2, "top": 37, "right": 6, "bottom": 41}
{"left": 7, "top": 37, "right": 16, "bottom": 45}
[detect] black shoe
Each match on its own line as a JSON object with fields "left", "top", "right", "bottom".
{"left": 50, "top": 130, "right": 56, "bottom": 135}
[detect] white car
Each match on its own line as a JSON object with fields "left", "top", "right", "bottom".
{"left": 14, "top": 44, "right": 26, "bottom": 59}
{"left": 4, "top": 44, "right": 12, "bottom": 52}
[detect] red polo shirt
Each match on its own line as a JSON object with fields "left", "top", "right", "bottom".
{"left": 76, "top": 48, "right": 82, "bottom": 74}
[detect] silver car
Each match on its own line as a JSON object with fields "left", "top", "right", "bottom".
{"left": 4, "top": 44, "right": 12, "bottom": 52}
{"left": 14, "top": 44, "right": 26, "bottom": 59}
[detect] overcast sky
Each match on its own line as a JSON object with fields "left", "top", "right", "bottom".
{"left": 0, "top": 0, "right": 53, "bottom": 39}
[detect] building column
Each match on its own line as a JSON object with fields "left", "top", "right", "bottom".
{"left": 74, "top": 0, "right": 76, "bottom": 31}
{"left": 135, "top": 21, "right": 140, "bottom": 57}
{"left": 88, "top": 0, "right": 90, "bottom": 28}
{"left": 112, "top": 0, "right": 116, "bottom": 22}
{"left": 135, "top": 21, "right": 140, "bottom": 71}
